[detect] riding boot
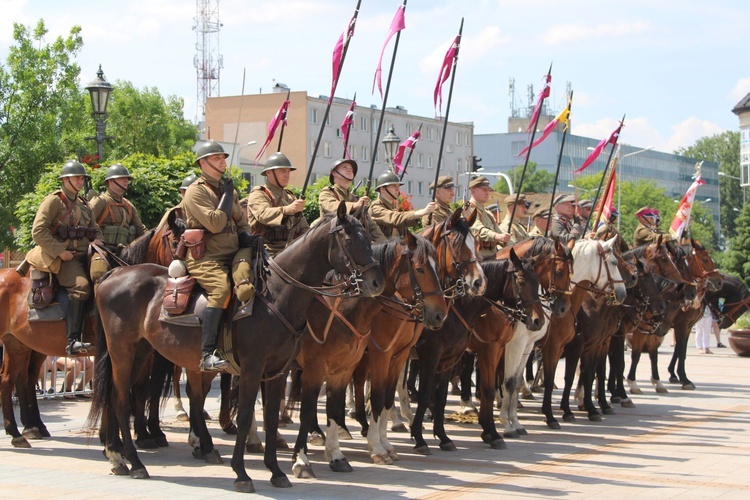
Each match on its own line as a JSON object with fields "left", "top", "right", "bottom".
{"left": 200, "top": 307, "right": 230, "bottom": 372}
{"left": 65, "top": 299, "right": 92, "bottom": 355}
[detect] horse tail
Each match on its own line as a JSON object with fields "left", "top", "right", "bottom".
{"left": 284, "top": 364, "right": 303, "bottom": 417}
{"left": 86, "top": 315, "right": 112, "bottom": 431}
{"left": 146, "top": 352, "right": 175, "bottom": 417}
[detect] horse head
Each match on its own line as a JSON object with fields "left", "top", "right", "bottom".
{"left": 687, "top": 239, "right": 722, "bottom": 291}
{"left": 704, "top": 273, "right": 750, "bottom": 329}
{"left": 614, "top": 246, "right": 638, "bottom": 289}
{"left": 482, "top": 249, "right": 544, "bottom": 332}
{"left": 664, "top": 238, "right": 698, "bottom": 304}
{"left": 630, "top": 258, "right": 667, "bottom": 316}
{"left": 571, "top": 237, "right": 627, "bottom": 305}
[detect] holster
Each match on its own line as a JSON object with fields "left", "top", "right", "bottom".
{"left": 163, "top": 276, "right": 196, "bottom": 315}
{"left": 31, "top": 271, "right": 56, "bottom": 309}
{"left": 182, "top": 229, "right": 206, "bottom": 260}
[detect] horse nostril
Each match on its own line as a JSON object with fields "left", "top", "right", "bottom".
{"left": 473, "top": 279, "right": 482, "bottom": 290}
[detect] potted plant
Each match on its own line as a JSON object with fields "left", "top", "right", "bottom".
{"left": 728, "top": 313, "right": 750, "bottom": 356}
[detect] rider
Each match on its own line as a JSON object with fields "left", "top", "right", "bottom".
{"left": 370, "top": 170, "right": 437, "bottom": 238}
{"left": 318, "top": 158, "right": 387, "bottom": 243}
{"left": 423, "top": 175, "right": 456, "bottom": 227}
{"left": 576, "top": 199, "right": 593, "bottom": 225}
{"left": 549, "top": 194, "right": 585, "bottom": 244}
{"left": 528, "top": 207, "right": 551, "bottom": 237}
{"left": 498, "top": 193, "right": 531, "bottom": 246}
{"left": 468, "top": 176, "right": 510, "bottom": 259}
{"left": 633, "top": 206, "right": 670, "bottom": 247}
{"left": 182, "top": 140, "right": 254, "bottom": 372}
{"left": 26, "top": 160, "right": 103, "bottom": 355}
{"left": 595, "top": 209, "right": 630, "bottom": 251}
{"left": 246, "top": 152, "right": 309, "bottom": 256}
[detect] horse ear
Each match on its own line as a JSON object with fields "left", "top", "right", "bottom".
{"left": 404, "top": 230, "right": 417, "bottom": 249}
{"left": 337, "top": 200, "right": 348, "bottom": 223}
{"left": 447, "top": 207, "right": 461, "bottom": 230}
{"left": 509, "top": 247, "right": 522, "bottom": 268}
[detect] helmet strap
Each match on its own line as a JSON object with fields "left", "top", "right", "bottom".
{"left": 202, "top": 155, "right": 226, "bottom": 178}
{"left": 112, "top": 178, "right": 128, "bottom": 193}
{"left": 334, "top": 169, "right": 354, "bottom": 182}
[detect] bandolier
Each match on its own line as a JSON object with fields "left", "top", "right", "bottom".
{"left": 90, "top": 164, "right": 147, "bottom": 249}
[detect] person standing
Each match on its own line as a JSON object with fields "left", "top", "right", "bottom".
{"left": 549, "top": 194, "right": 585, "bottom": 244}
{"left": 467, "top": 176, "right": 509, "bottom": 259}
{"left": 423, "top": 175, "right": 456, "bottom": 227}
{"left": 498, "top": 193, "right": 531, "bottom": 246}
{"left": 695, "top": 304, "right": 714, "bottom": 354}
{"left": 370, "top": 170, "right": 436, "bottom": 238}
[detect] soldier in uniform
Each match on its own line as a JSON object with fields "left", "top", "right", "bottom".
{"left": 576, "top": 199, "right": 593, "bottom": 226}
{"left": 594, "top": 209, "right": 630, "bottom": 252}
{"left": 370, "top": 170, "right": 437, "bottom": 238}
{"left": 318, "top": 158, "right": 387, "bottom": 243}
{"left": 26, "top": 160, "right": 103, "bottom": 355}
{"left": 498, "top": 193, "right": 532, "bottom": 246}
{"left": 423, "top": 175, "right": 456, "bottom": 227}
{"left": 246, "top": 152, "right": 309, "bottom": 256}
{"left": 528, "top": 207, "right": 551, "bottom": 237}
{"left": 549, "top": 194, "right": 585, "bottom": 244}
{"left": 468, "top": 176, "right": 510, "bottom": 259}
{"left": 633, "top": 206, "right": 669, "bottom": 247}
{"left": 156, "top": 173, "right": 198, "bottom": 230}
{"left": 182, "top": 140, "right": 254, "bottom": 371}
{"left": 89, "top": 164, "right": 148, "bottom": 282}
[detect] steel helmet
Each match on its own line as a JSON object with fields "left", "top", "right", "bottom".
{"left": 375, "top": 170, "right": 403, "bottom": 190}
{"left": 328, "top": 158, "right": 358, "bottom": 184}
{"left": 261, "top": 152, "right": 297, "bottom": 176}
{"left": 194, "top": 140, "right": 229, "bottom": 164}
{"left": 180, "top": 173, "right": 198, "bottom": 191}
{"left": 58, "top": 160, "right": 90, "bottom": 180}
{"left": 104, "top": 163, "right": 132, "bottom": 181}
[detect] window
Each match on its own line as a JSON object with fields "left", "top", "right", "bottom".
{"left": 446, "top": 144, "right": 453, "bottom": 153}
{"left": 374, "top": 148, "right": 380, "bottom": 163}
{"left": 324, "top": 141, "right": 331, "bottom": 158}
{"left": 311, "top": 109, "right": 318, "bottom": 124}
{"left": 362, "top": 147, "right": 369, "bottom": 162}
{"left": 456, "top": 158, "right": 462, "bottom": 171}
{"left": 407, "top": 180, "right": 412, "bottom": 194}
{"left": 437, "top": 128, "right": 442, "bottom": 140}
{"left": 349, "top": 145, "right": 356, "bottom": 159}
{"left": 427, "top": 127, "right": 433, "bottom": 141}
{"left": 511, "top": 141, "right": 526, "bottom": 156}
{"left": 310, "top": 140, "right": 316, "bottom": 156}
{"left": 456, "top": 131, "right": 461, "bottom": 144}
{"left": 417, "top": 154, "right": 423, "bottom": 168}
{"left": 456, "top": 186, "right": 463, "bottom": 199}
{"left": 372, "top": 118, "right": 379, "bottom": 134}
{"left": 360, "top": 116, "right": 368, "bottom": 131}
{"left": 417, "top": 182, "right": 423, "bottom": 195}
{"left": 336, "top": 128, "right": 343, "bottom": 138}
{"left": 465, "top": 132, "right": 470, "bottom": 146}
{"left": 406, "top": 123, "right": 413, "bottom": 136}
{"left": 427, "top": 155, "right": 433, "bottom": 169}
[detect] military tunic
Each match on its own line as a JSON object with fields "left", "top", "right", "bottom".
{"left": 498, "top": 214, "right": 530, "bottom": 246}
{"left": 633, "top": 222, "right": 669, "bottom": 248}
{"left": 90, "top": 189, "right": 147, "bottom": 248}
{"left": 370, "top": 196, "right": 419, "bottom": 238}
{"left": 157, "top": 203, "right": 184, "bottom": 232}
{"left": 421, "top": 200, "right": 452, "bottom": 228}
{"left": 27, "top": 185, "right": 103, "bottom": 300}
{"left": 182, "top": 175, "right": 250, "bottom": 308}
{"left": 318, "top": 184, "right": 387, "bottom": 243}
{"left": 469, "top": 197, "right": 502, "bottom": 259}
{"left": 549, "top": 214, "right": 584, "bottom": 244}
{"left": 246, "top": 182, "right": 310, "bottom": 257}
{"left": 528, "top": 226, "right": 545, "bottom": 237}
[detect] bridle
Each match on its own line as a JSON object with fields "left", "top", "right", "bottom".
{"left": 433, "top": 225, "right": 478, "bottom": 300}
{"left": 480, "top": 258, "right": 541, "bottom": 325}
{"left": 570, "top": 241, "right": 626, "bottom": 305}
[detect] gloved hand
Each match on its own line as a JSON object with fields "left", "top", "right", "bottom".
{"left": 222, "top": 177, "right": 235, "bottom": 196}
{"left": 238, "top": 230, "right": 260, "bottom": 250}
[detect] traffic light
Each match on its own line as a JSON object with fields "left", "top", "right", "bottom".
{"left": 471, "top": 156, "right": 482, "bottom": 172}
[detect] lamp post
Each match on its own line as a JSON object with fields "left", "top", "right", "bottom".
{"left": 381, "top": 125, "right": 401, "bottom": 171}
{"left": 719, "top": 171, "right": 745, "bottom": 206}
{"left": 236, "top": 141, "right": 258, "bottom": 167}
{"left": 617, "top": 145, "right": 654, "bottom": 228}
{"left": 85, "top": 65, "right": 114, "bottom": 160}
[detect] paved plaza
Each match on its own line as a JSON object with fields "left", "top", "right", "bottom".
{"left": 1, "top": 332, "right": 749, "bottom": 499}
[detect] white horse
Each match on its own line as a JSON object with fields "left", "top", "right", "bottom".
{"left": 499, "top": 236, "right": 628, "bottom": 437}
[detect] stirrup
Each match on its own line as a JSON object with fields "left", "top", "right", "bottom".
{"left": 66, "top": 341, "right": 92, "bottom": 356}
{"left": 199, "top": 352, "right": 230, "bottom": 372}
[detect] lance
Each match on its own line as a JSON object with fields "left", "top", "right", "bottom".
{"left": 228, "top": 68, "right": 247, "bottom": 169}
{"left": 583, "top": 113, "right": 626, "bottom": 235}
{"left": 342, "top": 92, "right": 357, "bottom": 157}
{"left": 544, "top": 90, "right": 573, "bottom": 238}
{"left": 682, "top": 161, "right": 704, "bottom": 242}
{"left": 509, "top": 62, "right": 552, "bottom": 228}
{"left": 432, "top": 19, "right": 463, "bottom": 203}
{"left": 276, "top": 88, "right": 291, "bottom": 153}
{"left": 366, "top": 0, "right": 408, "bottom": 196}
{"left": 399, "top": 122, "right": 423, "bottom": 181}
{"left": 301, "top": 0, "right": 362, "bottom": 199}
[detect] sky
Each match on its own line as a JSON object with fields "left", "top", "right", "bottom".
{"left": 2, "top": 0, "right": 750, "bottom": 154}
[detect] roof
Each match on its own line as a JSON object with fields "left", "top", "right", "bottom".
{"left": 732, "top": 91, "right": 750, "bottom": 115}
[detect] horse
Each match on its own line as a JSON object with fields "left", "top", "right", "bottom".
{"left": 705, "top": 273, "right": 750, "bottom": 330}
{"left": 289, "top": 231, "right": 445, "bottom": 478}
{"left": 87, "top": 203, "right": 385, "bottom": 493}
{"left": 0, "top": 215, "right": 182, "bottom": 449}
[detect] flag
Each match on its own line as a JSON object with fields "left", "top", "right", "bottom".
{"left": 392, "top": 130, "right": 421, "bottom": 175}
{"left": 433, "top": 36, "right": 460, "bottom": 115}
{"left": 576, "top": 122, "right": 623, "bottom": 174}
{"left": 330, "top": 12, "right": 358, "bottom": 104}
{"left": 341, "top": 99, "right": 357, "bottom": 159}
{"left": 372, "top": 4, "right": 406, "bottom": 99}
{"left": 526, "top": 73, "right": 552, "bottom": 133}
{"left": 670, "top": 167, "right": 706, "bottom": 240}
{"left": 595, "top": 152, "right": 618, "bottom": 228}
{"left": 255, "top": 100, "right": 290, "bottom": 162}
{"left": 517, "top": 98, "right": 570, "bottom": 157}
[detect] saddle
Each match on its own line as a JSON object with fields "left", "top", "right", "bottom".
{"left": 27, "top": 271, "right": 68, "bottom": 322}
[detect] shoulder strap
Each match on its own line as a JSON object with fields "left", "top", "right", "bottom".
{"left": 52, "top": 192, "right": 77, "bottom": 234}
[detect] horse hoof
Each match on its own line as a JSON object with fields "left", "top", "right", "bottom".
{"left": 329, "top": 458, "right": 353, "bottom": 473}
{"left": 136, "top": 438, "right": 158, "bottom": 450}
{"left": 577, "top": 404, "right": 585, "bottom": 411}
{"left": 371, "top": 453, "right": 392, "bottom": 465}
{"left": 489, "top": 438, "right": 507, "bottom": 450}
{"left": 22, "top": 428, "right": 43, "bottom": 440}
{"left": 547, "top": 420, "right": 561, "bottom": 430}
{"left": 277, "top": 438, "right": 290, "bottom": 449}
{"left": 503, "top": 430, "right": 520, "bottom": 439}
{"left": 293, "top": 464, "right": 316, "bottom": 479}
{"left": 562, "top": 414, "right": 576, "bottom": 423}
{"left": 129, "top": 468, "right": 150, "bottom": 479}
{"left": 669, "top": 376, "right": 679, "bottom": 383}
{"left": 391, "top": 423, "right": 408, "bottom": 433}
{"left": 338, "top": 427, "right": 353, "bottom": 440}
{"left": 246, "top": 443, "right": 264, "bottom": 453}
{"left": 277, "top": 420, "right": 287, "bottom": 428}
{"left": 521, "top": 392, "right": 535, "bottom": 401}
{"left": 516, "top": 428, "right": 528, "bottom": 436}
{"left": 620, "top": 399, "right": 636, "bottom": 408}
{"left": 271, "top": 475, "right": 293, "bottom": 488}
{"left": 629, "top": 387, "right": 643, "bottom": 395}
{"left": 656, "top": 386, "right": 669, "bottom": 394}
{"left": 155, "top": 436, "right": 169, "bottom": 447}
{"left": 234, "top": 480, "right": 255, "bottom": 493}
{"left": 309, "top": 433, "right": 325, "bottom": 447}
{"left": 588, "top": 414, "right": 602, "bottom": 422}
{"left": 206, "top": 448, "right": 224, "bottom": 464}
{"left": 223, "top": 423, "right": 238, "bottom": 435}
{"left": 202, "top": 410, "right": 212, "bottom": 420}
{"left": 602, "top": 408, "right": 615, "bottom": 415}
{"left": 413, "top": 445, "right": 432, "bottom": 455}
{"left": 111, "top": 465, "right": 129, "bottom": 476}
{"left": 11, "top": 436, "right": 31, "bottom": 448}
{"left": 360, "top": 428, "right": 368, "bottom": 438}
{"left": 281, "top": 414, "right": 294, "bottom": 425}
{"left": 682, "top": 383, "right": 696, "bottom": 390}
{"left": 439, "top": 441, "right": 457, "bottom": 452}
{"left": 176, "top": 411, "right": 189, "bottom": 422}
{"left": 610, "top": 396, "right": 622, "bottom": 404}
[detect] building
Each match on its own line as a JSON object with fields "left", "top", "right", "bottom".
{"left": 204, "top": 86, "right": 474, "bottom": 207}
{"left": 731, "top": 91, "right": 750, "bottom": 201}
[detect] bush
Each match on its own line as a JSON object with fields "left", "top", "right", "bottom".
{"left": 731, "top": 313, "right": 750, "bottom": 330}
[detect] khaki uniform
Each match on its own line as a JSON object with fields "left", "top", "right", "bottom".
{"left": 370, "top": 196, "right": 419, "bottom": 238}
{"left": 422, "top": 200, "right": 452, "bottom": 228}
{"left": 246, "top": 182, "right": 310, "bottom": 257}
{"left": 318, "top": 184, "right": 387, "bottom": 244}
{"left": 90, "top": 189, "right": 147, "bottom": 247}
{"left": 26, "top": 185, "right": 103, "bottom": 301}
{"left": 499, "top": 214, "right": 530, "bottom": 246}
{"left": 528, "top": 226, "right": 545, "bottom": 237}
{"left": 469, "top": 197, "right": 502, "bottom": 259}
{"left": 182, "top": 176, "right": 250, "bottom": 308}
{"left": 596, "top": 221, "right": 630, "bottom": 252}
{"left": 549, "top": 214, "right": 584, "bottom": 244}
{"left": 157, "top": 204, "right": 184, "bottom": 232}
{"left": 633, "top": 222, "right": 669, "bottom": 248}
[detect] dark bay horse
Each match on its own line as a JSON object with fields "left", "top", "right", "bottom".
{"left": 290, "top": 231, "right": 445, "bottom": 478}
{"left": 705, "top": 273, "right": 750, "bottom": 330}
{"left": 88, "top": 203, "right": 384, "bottom": 493}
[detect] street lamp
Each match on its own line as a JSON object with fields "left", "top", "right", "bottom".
{"left": 85, "top": 65, "right": 114, "bottom": 160}
{"left": 381, "top": 126, "right": 401, "bottom": 171}
{"left": 617, "top": 145, "right": 654, "bottom": 228}
{"left": 719, "top": 171, "right": 746, "bottom": 206}
{"left": 235, "top": 141, "right": 258, "bottom": 167}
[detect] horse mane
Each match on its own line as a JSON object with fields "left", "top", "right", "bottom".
{"left": 530, "top": 236, "right": 573, "bottom": 261}
{"left": 119, "top": 229, "right": 156, "bottom": 265}
{"left": 436, "top": 216, "right": 470, "bottom": 254}
{"left": 480, "top": 258, "right": 511, "bottom": 285}
{"left": 652, "top": 273, "right": 678, "bottom": 294}
{"left": 371, "top": 234, "right": 432, "bottom": 272}
{"left": 624, "top": 245, "right": 650, "bottom": 263}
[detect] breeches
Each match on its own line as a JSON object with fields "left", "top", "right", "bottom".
{"left": 57, "top": 257, "right": 91, "bottom": 301}
{"left": 189, "top": 260, "right": 232, "bottom": 308}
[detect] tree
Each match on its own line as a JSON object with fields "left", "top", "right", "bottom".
{"left": 722, "top": 204, "right": 750, "bottom": 288}
{"left": 493, "top": 162, "right": 555, "bottom": 194}
{"left": 676, "top": 131, "right": 741, "bottom": 240}
{"left": 0, "top": 21, "right": 86, "bottom": 248}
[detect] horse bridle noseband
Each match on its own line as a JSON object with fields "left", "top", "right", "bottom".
{"left": 570, "top": 242, "right": 626, "bottom": 305}
{"left": 481, "top": 259, "right": 540, "bottom": 324}
{"left": 436, "top": 226, "right": 479, "bottom": 300}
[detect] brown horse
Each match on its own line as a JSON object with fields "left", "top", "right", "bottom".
{"left": 88, "top": 204, "right": 384, "bottom": 493}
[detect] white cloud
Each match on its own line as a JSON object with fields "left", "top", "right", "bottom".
{"left": 664, "top": 117, "right": 724, "bottom": 153}
{"left": 730, "top": 76, "right": 750, "bottom": 102}
{"left": 461, "top": 26, "right": 510, "bottom": 61}
{"left": 543, "top": 20, "right": 652, "bottom": 45}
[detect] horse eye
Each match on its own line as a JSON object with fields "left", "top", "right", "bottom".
{"left": 417, "top": 267, "right": 425, "bottom": 274}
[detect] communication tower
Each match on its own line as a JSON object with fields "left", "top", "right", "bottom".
{"left": 193, "top": 0, "right": 223, "bottom": 130}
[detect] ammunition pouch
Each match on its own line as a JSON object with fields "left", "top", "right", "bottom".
{"left": 262, "top": 225, "right": 290, "bottom": 243}
{"left": 102, "top": 225, "right": 132, "bottom": 246}
{"left": 30, "top": 271, "right": 56, "bottom": 309}
{"left": 182, "top": 229, "right": 206, "bottom": 260}
{"left": 163, "top": 276, "right": 196, "bottom": 315}
{"left": 56, "top": 225, "right": 96, "bottom": 241}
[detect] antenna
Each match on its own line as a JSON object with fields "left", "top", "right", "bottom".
{"left": 527, "top": 84, "right": 534, "bottom": 118}
{"left": 193, "top": 0, "right": 223, "bottom": 128}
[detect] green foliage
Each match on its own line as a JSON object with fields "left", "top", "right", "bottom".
{"left": 492, "top": 162, "right": 555, "bottom": 194}
{"left": 288, "top": 177, "right": 377, "bottom": 226}
{"left": 722, "top": 204, "right": 750, "bottom": 288}
{"left": 732, "top": 313, "right": 750, "bottom": 330}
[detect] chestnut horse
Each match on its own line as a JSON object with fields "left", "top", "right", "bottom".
{"left": 87, "top": 204, "right": 385, "bottom": 493}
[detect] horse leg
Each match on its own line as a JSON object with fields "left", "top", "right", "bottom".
{"left": 596, "top": 350, "right": 614, "bottom": 415}
{"left": 245, "top": 411, "right": 264, "bottom": 453}
{"left": 500, "top": 336, "right": 526, "bottom": 437}
{"left": 432, "top": 370, "right": 456, "bottom": 452}
{"left": 145, "top": 352, "right": 171, "bottom": 447}
{"left": 627, "top": 349, "right": 644, "bottom": 394}
{"left": 291, "top": 367, "right": 322, "bottom": 479}
{"left": 477, "top": 343, "right": 506, "bottom": 448}
{"left": 131, "top": 364, "right": 157, "bottom": 450}
{"left": 395, "top": 369, "right": 413, "bottom": 427}
{"left": 186, "top": 372, "right": 221, "bottom": 464}
{"left": 173, "top": 365, "right": 189, "bottom": 421}
{"left": 459, "top": 351, "right": 478, "bottom": 412}
{"left": 0, "top": 340, "right": 32, "bottom": 448}
{"left": 231, "top": 371, "right": 260, "bottom": 493}
{"left": 20, "top": 350, "right": 51, "bottom": 440}
{"left": 649, "top": 348, "right": 668, "bottom": 393}
{"left": 580, "top": 353, "right": 601, "bottom": 421}
{"left": 325, "top": 380, "right": 353, "bottom": 473}
{"left": 674, "top": 327, "right": 694, "bottom": 389}
{"left": 110, "top": 353, "right": 150, "bottom": 478}
{"left": 352, "top": 359, "right": 369, "bottom": 436}
{"left": 219, "top": 373, "right": 238, "bottom": 434}
{"left": 541, "top": 343, "right": 562, "bottom": 429}
{"left": 560, "top": 341, "right": 580, "bottom": 422}
{"left": 261, "top": 376, "right": 292, "bottom": 488}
